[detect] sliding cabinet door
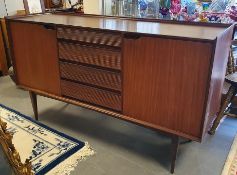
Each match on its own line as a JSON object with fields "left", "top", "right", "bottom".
{"left": 123, "top": 35, "right": 213, "bottom": 140}
{"left": 9, "top": 22, "right": 61, "bottom": 95}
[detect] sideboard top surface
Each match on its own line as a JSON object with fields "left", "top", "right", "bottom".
{"left": 10, "top": 14, "right": 228, "bottom": 41}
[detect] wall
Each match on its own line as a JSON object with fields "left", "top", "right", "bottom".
{"left": 84, "top": 0, "right": 102, "bottom": 15}
{"left": 0, "top": 1, "right": 7, "bottom": 17}
{"left": 0, "top": 0, "right": 25, "bottom": 17}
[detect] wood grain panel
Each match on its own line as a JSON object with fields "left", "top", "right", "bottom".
{"left": 9, "top": 22, "right": 61, "bottom": 95}
{"left": 57, "top": 27, "right": 122, "bottom": 47}
{"left": 61, "top": 80, "right": 121, "bottom": 111}
{"left": 123, "top": 36, "right": 213, "bottom": 139}
{"left": 60, "top": 62, "right": 121, "bottom": 91}
{"left": 203, "top": 25, "right": 235, "bottom": 138}
{"left": 10, "top": 14, "right": 227, "bottom": 41}
{"left": 44, "top": 0, "right": 63, "bottom": 8}
{"left": 19, "top": 84, "right": 201, "bottom": 141}
{"left": 0, "top": 24, "right": 8, "bottom": 75}
{"left": 58, "top": 41, "right": 121, "bottom": 70}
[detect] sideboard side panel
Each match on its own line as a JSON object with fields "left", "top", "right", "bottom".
{"left": 203, "top": 25, "right": 235, "bottom": 138}
{"left": 123, "top": 36, "right": 213, "bottom": 139}
{"left": 0, "top": 24, "right": 8, "bottom": 75}
{"left": 9, "top": 22, "right": 61, "bottom": 96}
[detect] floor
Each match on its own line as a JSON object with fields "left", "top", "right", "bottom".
{"left": 0, "top": 76, "right": 237, "bottom": 175}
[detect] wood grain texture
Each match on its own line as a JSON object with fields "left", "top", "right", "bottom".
{"left": 1, "top": 19, "right": 10, "bottom": 70}
{"left": 123, "top": 36, "right": 213, "bottom": 139}
{"left": 10, "top": 14, "right": 226, "bottom": 41}
{"left": 19, "top": 85, "right": 201, "bottom": 141}
{"left": 0, "top": 24, "right": 8, "bottom": 75}
{"left": 9, "top": 22, "right": 61, "bottom": 95}
{"left": 203, "top": 25, "right": 235, "bottom": 138}
{"left": 44, "top": 0, "right": 63, "bottom": 8}
{"left": 57, "top": 27, "right": 122, "bottom": 47}
{"left": 60, "top": 62, "right": 121, "bottom": 91}
{"left": 61, "top": 80, "right": 122, "bottom": 111}
{"left": 6, "top": 16, "right": 234, "bottom": 142}
{"left": 57, "top": 13, "right": 232, "bottom": 28}
{"left": 58, "top": 41, "right": 121, "bottom": 70}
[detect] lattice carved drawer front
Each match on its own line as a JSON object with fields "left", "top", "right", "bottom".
{"left": 58, "top": 41, "right": 121, "bottom": 70}
{"left": 60, "top": 62, "right": 121, "bottom": 91}
{"left": 61, "top": 80, "right": 122, "bottom": 111}
{"left": 57, "top": 27, "right": 122, "bottom": 47}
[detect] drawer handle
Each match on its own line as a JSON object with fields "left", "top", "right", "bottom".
{"left": 43, "top": 25, "right": 56, "bottom": 30}
{"left": 124, "top": 33, "right": 141, "bottom": 40}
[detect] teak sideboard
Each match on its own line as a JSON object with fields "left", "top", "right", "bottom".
{"left": 6, "top": 14, "right": 234, "bottom": 173}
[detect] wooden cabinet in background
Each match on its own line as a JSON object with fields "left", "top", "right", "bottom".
{"left": 0, "top": 23, "right": 8, "bottom": 75}
{"left": 44, "top": 0, "right": 63, "bottom": 8}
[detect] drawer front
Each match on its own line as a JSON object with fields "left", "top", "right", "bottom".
{"left": 58, "top": 42, "right": 121, "bottom": 70}
{"left": 60, "top": 62, "right": 121, "bottom": 91}
{"left": 57, "top": 27, "right": 122, "bottom": 47}
{"left": 61, "top": 80, "right": 122, "bottom": 111}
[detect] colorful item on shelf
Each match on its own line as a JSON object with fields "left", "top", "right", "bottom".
{"left": 179, "top": 1, "right": 198, "bottom": 21}
{"left": 181, "top": 13, "right": 198, "bottom": 21}
{"left": 207, "top": 13, "right": 221, "bottom": 22}
{"left": 170, "top": 0, "right": 181, "bottom": 16}
{"left": 229, "top": 6, "right": 237, "bottom": 21}
{"left": 186, "top": 1, "right": 196, "bottom": 15}
{"left": 179, "top": 0, "right": 198, "bottom": 21}
{"left": 202, "top": 2, "right": 211, "bottom": 11}
{"left": 181, "top": 0, "right": 195, "bottom": 7}
{"left": 160, "top": 7, "right": 170, "bottom": 16}
{"left": 139, "top": 0, "right": 148, "bottom": 17}
{"left": 209, "top": 0, "right": 231, "bottom": 12}
{"left": 198, "top": 13, "right": 208, "bottom": 22}
{"left": 159, "top": 0, "right": 171, "bottom": 16}
{"left": 107, "top": 0, "right": 235, "bottom": 24}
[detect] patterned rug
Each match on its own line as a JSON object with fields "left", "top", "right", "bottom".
{"left": 0, "top": 104, "right": 94, "bottom": 175}
{"left": 222, "top": 134, "right": 237, "bottom": 175}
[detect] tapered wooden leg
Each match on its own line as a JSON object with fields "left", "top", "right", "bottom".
{"left": 29, "top": 91, "right": 38, "bottom": 121}
{"left": 208, "top": 85, "right": 237, "bottom": 135}
{"left": 170, "top": 135, "right": 179, "bottom": 174}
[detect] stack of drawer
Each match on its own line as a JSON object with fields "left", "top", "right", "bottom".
{"left": 57, "top": 27, "right": 122, "bottom": 112}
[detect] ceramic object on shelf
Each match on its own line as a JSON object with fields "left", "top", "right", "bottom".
{"left": 186, "top": 1, "right": 196, "bottom": 15}
{"left": 180, "top": 1, "right": 198, "bottom": 21}
{"left": 170, "top": 0, "right": 181, "bottom": 19}
{"left": 202, "top": 2, "right": 210, "bottom": 11}
{"left": 139, "top": 0, "right": 148, "bottom": 17}
{"left": 159, "top": 0, "right": 171, "bottom": 17}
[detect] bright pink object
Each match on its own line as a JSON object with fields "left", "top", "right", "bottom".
{"left": 170, "top": 0, "right": 181, "bottom": 14}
